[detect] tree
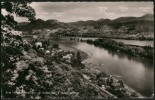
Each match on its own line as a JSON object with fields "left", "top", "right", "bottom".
{"left": 52, "top": 43, "right": 59, "bottom": 48}
{"left": 1, "top": 1, "right": 36, "bottom": 98}
{"left": 77, "top": 51, "right": 82, "bottom": 63}
{"left": 1, "top": 1, "right": 36, "bottom": 46}
{"left": 118, "top": 80, "right": 124, "bottom": 88}
{"left": 131, "top": 92, "right": 138, "bottom": 97}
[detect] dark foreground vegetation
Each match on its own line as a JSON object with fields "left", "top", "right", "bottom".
{"left": 2, "top": 34, "right": 141, "bottom": 99}
{"left": 83, "top": 38, "right": 153, "bottom": 61}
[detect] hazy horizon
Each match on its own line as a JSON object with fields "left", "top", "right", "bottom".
{"left": 17, "top": 13, "right": 153, "bottom": 23}
{"left": 11, "top": 2, "right": 153, "bottom": 22}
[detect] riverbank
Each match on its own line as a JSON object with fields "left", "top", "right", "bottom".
{"left": 83, "top": 62, "right": 144, "bottom": 98}
{"left": 33, "top": 36, "right": 151, "bottom": 98}
{"left": 53, "top": 41, "right": 89, "bottom": 61}
{"left": 84, "top": 38, "right": 153, "bottom": 61}
{"left": 63, "top": 35, "right": 154, "bottom": 41}
{"left": 56, "top": 41, "right": 145, "bottom": 98}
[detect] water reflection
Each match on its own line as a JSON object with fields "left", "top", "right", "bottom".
{"left": 90, "top": 43, "right": 153, "bottom": 69}
{"left": 74, "top": 42, "right": 153, "bottom": 97}
{"left": 51, "top": 37, "right": 154, "bottom": 97}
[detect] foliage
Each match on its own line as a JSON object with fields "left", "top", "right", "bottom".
{"left": 86, "top": 38, "right": 153, "bottom": 60}
{"left": 76, "top": 51, "right": 82, "bottom": 63}
{"left": 1, "top": 1, "right": 36, "bottom": 99}
{"left": 52, "top": 43, "right": 59, "bottom": 48}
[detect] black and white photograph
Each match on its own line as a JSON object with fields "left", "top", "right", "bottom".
{"left": 1, "top": 1, "right": 154, "bottom": 99}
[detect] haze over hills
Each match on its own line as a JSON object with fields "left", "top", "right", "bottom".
{"left": 17, "top": 13, "right": 154, "bottom": 38}
{"left": 138, "top": 13, "right": 154, "bottom": 21}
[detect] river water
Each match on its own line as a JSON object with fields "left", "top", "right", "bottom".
{"left": 51, "top": 37, "right": 154, "bottom": 97}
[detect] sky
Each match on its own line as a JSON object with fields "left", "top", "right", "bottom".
{"left": 14, "top": 2, "right": 153, "bottom": 22}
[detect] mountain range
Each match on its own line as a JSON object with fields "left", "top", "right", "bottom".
{"left": 16, "top": 13, "right": 154, "bottom": 37}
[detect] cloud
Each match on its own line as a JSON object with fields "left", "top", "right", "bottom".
{"left": 118, "top": 5, "right": 128, "bottom": 12}
{"left": 15, "top": 2, "right": 153, "bottom": 22}
{"left": 38, "top": 12, "right": 49, "bottom": 15}
{"left": 52, "top": 12, "right": 65, "bottom": 17}
{"left": 138, "top": 7, "right": 152, "bottom": 12}
{"left": 97, "top": 7, "right": 108, "bottom": 12}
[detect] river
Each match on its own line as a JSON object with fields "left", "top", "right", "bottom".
{"left": 51, "top": 37, "right": 154, "bottom": 97}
